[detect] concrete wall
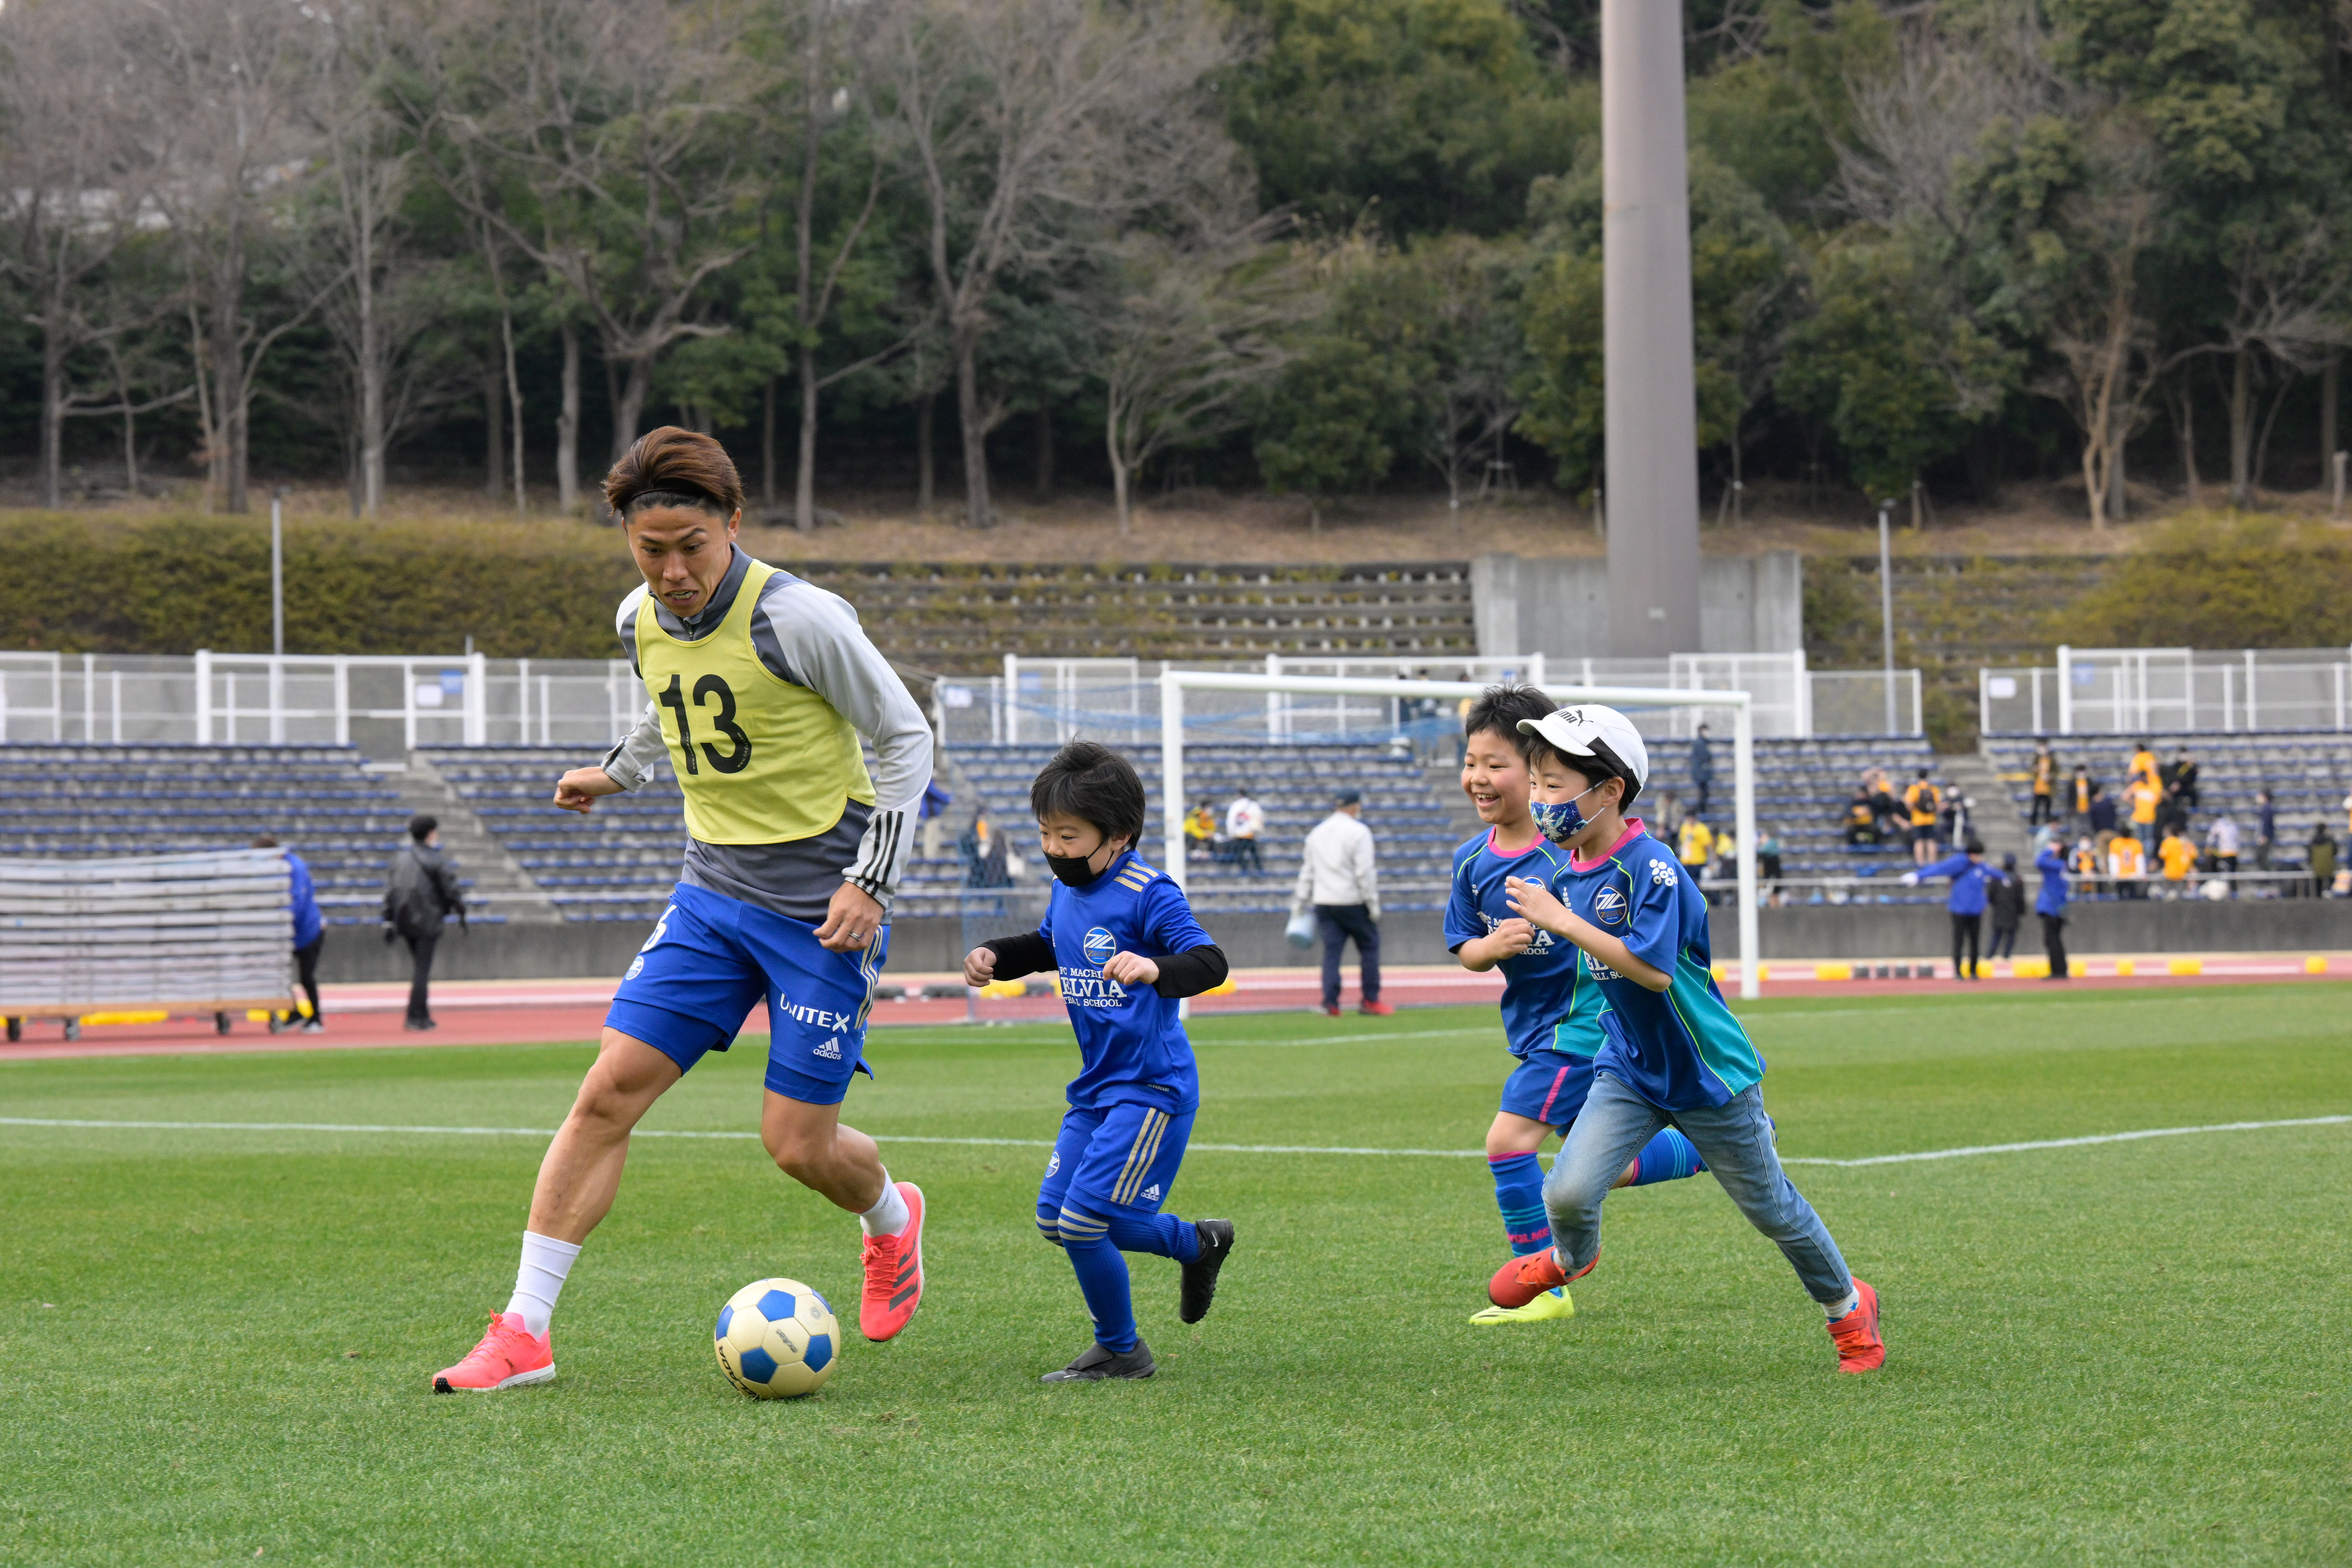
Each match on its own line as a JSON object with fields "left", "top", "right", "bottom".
{"left": 1472, "top": 552, "right": 1803, "bottom": 660}
{"left": 319, "top": 898, "right": 2352, "bottom": 988}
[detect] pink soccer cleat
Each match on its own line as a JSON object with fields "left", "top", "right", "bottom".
{"left": 858, "top": 1182, "right": 926, "bottom": 1342}
{"left": 432, "top": 1312, "right": 555, "bottom": 1393}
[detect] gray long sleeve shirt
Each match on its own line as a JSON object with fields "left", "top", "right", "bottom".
{"left": 601, "top": 547, "right": 933, "bottom": 920}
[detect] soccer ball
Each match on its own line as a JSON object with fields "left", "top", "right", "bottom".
{"left": 714, "top": 1277, "right": 839, "bottom": 1399}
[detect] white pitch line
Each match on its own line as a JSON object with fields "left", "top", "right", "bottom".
{"left": 2, "top": 1113, "right": 2347, "bottom": 1163}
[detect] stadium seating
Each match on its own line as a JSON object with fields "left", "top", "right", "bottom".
{"left": 1983, "top": 732, "right": 2351, "bottom": 872}
{"left": 425, "top": 734, "right": 1951, "bottom": 922}
{"left": 0, "top": 743, "right": 495, "bottom": 926}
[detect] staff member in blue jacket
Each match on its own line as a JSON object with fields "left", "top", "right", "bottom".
{"left": 1902, "top": 838, "right": 2002, "bottom": 981}
{"left": 2033, "top": 837, "right": 2071, "bottom": 981}
{"left": 256, "top": 834, "right": 326, "bottom": 1032}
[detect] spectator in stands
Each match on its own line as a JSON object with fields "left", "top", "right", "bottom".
{"left": 1843, "top": 786, "right": 1879, "bottom": 846}
{"left": 2087, "top": 783, "right": 2118, "bottom": 856}
{"left": 2306, "top": 822, "right": 2336, "bottom": 897}
{"left": 1903, "top": 769, "right": 1943, "bottom": 866}
{"left": 1758, "top": 830, "right": 1784, "bottom": 885}
{"left": 1184, "top": 801, "right": 1218, "bottom": 862}
{"left": 1677, "top": 812, "right": 1715, "bottom": 890}
{"left": 1710, "top": 824, "right": 1739, "bottom": 905}
{"left": 2071, "top": 834, "right": 2101, "bottom": 897}
{"left": 2029, "top": 741, "right": 2056, "bottom": 826}
{"left": 2254, "top": 789, "right": 2278, "bottom": 870}
{"left": 1901, "top": 838, "right": 1996, "bottom": 981}
{"left": 383, "top": 814, "right": 465, "bottom": 1032}
{"left": 2068, "top": 764, "right": 2094, "bottom": 826}
{"left": 2107, "top": 830, "right": 2147, "bottom": 898}
{"left": 2128, "top": 739, "right": 2159, "bottom": 791}
{"left": 1688, "top": 723, "right": 1714, "bottom": 816}
{"left": 959, "top": 812, "right": 1010, "bottom": 888}
{"left": 1864, "top": 768, "right": 1904, "bottom": 836}
{"left": 2207, "top": 811, "right": 2241, "bottom": 891}
{"left": 2036, "top": 838, "right": 2072, "bottom": 980}
{"left": 917, "top": 779, "right": 953, "bottom": 864}
{"left": 1988, "top": 853, "right": 2025, "bottom": 961}
{"left": 1293, "top": 788, "right": 1388, "bottom": 1018}
{"left": 2156, "top": 823, "right": 2198, "bottom": 897}
{"left": 2165, "top": 746, "right": 2200, "bottom": 809}
{"left": 256, "top": 834, "right": 325, "bottom": 1034}
{"left": 1944, "top": 790, "right": 1974, "bottom": 850}
{"left": 1225, "top": 787, "right": 1265, "bottom": 875}
{"left": 2126, "top": 771, "right": 2163, "bottom": 858}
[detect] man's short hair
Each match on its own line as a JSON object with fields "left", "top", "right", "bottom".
{"left": 250, "top": 834, "right": 277, "bottom": 849}
{"left": 604, "top": 425, "right": 746, "bottom": 520}
{"left": 1462, "top": 683, "right": 1554, "bottom": 755}
{"left": 1029, "top": 741, "right": 1146, "bottom": 847}
{"left": 408, "top": 814, "right": 437, "bottom": 843}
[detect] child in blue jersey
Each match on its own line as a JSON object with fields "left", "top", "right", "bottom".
{"left": 1448, "top": 685, "right": 1707, "bottom": 1328}
{"left": 1487, "top": 703, "right": 1887, "bottom": 1374}
{"left": 964, "top": 741, "right": 1236, "bottom": 1383}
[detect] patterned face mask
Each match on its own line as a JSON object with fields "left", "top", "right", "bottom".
{"left": 1530, "top": 780, "right": 1606, "bottom": 847}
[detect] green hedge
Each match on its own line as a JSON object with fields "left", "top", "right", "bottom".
{"left": 0, "top": 513, "right": 644, "bottom": 659}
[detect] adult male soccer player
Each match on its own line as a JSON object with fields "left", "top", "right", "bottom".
{"left": 433, "top": 428, "right": 934, "bottom": 1393}
{"left": 1489, "top": 703, "right": 1884, "bottom": 1374}
{"left": 1448, "top": 686, "right": 1704, "bottom": 1328}
{"left": 964, "top": 742, "right": 1234, "bottom": 1381}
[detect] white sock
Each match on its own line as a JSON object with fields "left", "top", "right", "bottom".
{"left": 505, "top": 1231, "right": 581, "bottom": 1336}
{"left": 858, "top": 1171, "right": 909, "bottom": 1237}
{"left": 1824, "top": 1286, "right": 1860, "bottom": 1320}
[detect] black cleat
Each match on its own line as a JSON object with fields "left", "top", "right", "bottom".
{"left": 1180, "top": 1219, "right": 1235, "bottom": 1325}
{"left": 1040, "top": 1339, "right": 1156, "bottom": 1382}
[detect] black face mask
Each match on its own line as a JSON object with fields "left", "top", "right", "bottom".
{"left": 1043, "top": 851, "right": 1108, "bottom": 888}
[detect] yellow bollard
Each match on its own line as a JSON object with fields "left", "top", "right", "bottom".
{"left": 1815, "top": 962, "right": 1852, "bottom": 982}
{"left": 1205, "top": 977, "right": 1238, "bottom": 996}
{"left": 2013, "top": 957, "right": 2048, "bottom": 978}
{"left": 2306, "top": 955, "right": 2329, "bottom": 975}
{"left": 2112, "top": 958, "right": 2136, "bottom": 978}
{"left": 2167, "top": 956, "right": 2203, "bottom": 977}
{"left": 979, "top": 978, "right": 1027, "bottom": 999}
{"left": 1756, "top": 962, "right": 1770, "bottom": 983}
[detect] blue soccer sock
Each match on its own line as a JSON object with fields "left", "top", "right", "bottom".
{"left": 1490, "top": 1152, "right": 1551, "bottom": 1255}
{"left": 1058, "top": 1230, "right": 1139, "bottom": 1354}
{"left": 1628, "top": 1128, "right": 1707, "bottom": 1186}
{"left": 1105, "top": 1211, "right": 1198, "bottom": 1263}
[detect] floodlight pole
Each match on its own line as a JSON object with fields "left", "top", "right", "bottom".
{"left": 1602, "top": 0, "right": 1702, "bottom": 656}
{"left": 270, "top": 489, "right": 287, "bottom": 658}
{"left": 1878, "top": 499, "right": 1896, "bottom": 735}
{"left": 1156, "top": 671, "right": 1762, "bottom": 1000}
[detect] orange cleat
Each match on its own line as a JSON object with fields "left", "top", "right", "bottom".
{"left": 858, "top": 1181, "right": 926, "bottom": 1342}
{"left": 1358, "top": 1000, "right": 1395, "bottom": 1016}
{"left": 1488, "top": 1245, "right": 1596, "bottom": 1309}
{"left": 1827, "top": 1278, "right": 1885, "bottom": 1373}
{"left": 432, "top": 1312, "right": 554, "bottom": 1393}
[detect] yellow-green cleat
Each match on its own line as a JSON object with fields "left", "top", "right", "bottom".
{"left": 1468, "top": 1286, "right": 1574, "bottom": 1326}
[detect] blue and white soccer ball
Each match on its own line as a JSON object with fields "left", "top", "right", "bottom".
{"left": 714, "top": 1277, "right": 839, "bottom": 1399}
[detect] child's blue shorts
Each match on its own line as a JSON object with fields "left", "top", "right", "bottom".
{"left": 1498, "top": 1046, "right": 1596, "bottom": 1131}
{"left": 605, "top": 881, "right": 888, "bottom": 1105}
{"left": 1037, "top": 1101, "right": 1195, "bottom": 1229}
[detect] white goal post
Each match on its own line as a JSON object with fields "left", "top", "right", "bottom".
{"left": 1156, "top": 672, "right": 1763, "bottom": 1001}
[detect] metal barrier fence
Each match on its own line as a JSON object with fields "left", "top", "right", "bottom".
{"left": 0, "top": 651, "right": 639, "bottom": 757}
{"left": 1981, "top": 646, "right": 2352, "bottom": 735}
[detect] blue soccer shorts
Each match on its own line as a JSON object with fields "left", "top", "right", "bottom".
{"left": 1036, "top": 1102, "right": 1195, "bottom": 1238}
{"left": 605, "top": 881, "right": 888, "bottom": 1105}
{"left": 1498, "top": 1046, "right": 1597, "bottom": 1132}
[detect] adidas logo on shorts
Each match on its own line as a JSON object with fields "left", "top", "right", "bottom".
{"left": 814, "top": 1036, "right": 843, "bottom": 1060}
{"left": 1141, "top": 1184, "right": 1160, "bottom": 1203}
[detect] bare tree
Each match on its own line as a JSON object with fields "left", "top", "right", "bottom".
{"left": 1091, "top": 224, "right": 1296, "bottom": 534}
{"left": 877, "top": 0, "right": 1244, "bottom": 526}
{"left": 0, "top": 0, "right": 176, "bottom": 507}
{"left": 2035, "top": 185, "right": 2156, "bottom": 531}
{"left": 2211, "top": 216, "right": 2349, "bottom": 505}
{"left": 147, "top": 0, "right": 343, "bottom": 514}
{"left": 398, "top": 0, "right": 772, "bottom": 464}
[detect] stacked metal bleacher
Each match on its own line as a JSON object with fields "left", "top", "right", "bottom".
{"left": 1982, "top": 732, "right": 2350, "bottom": 869}
{"left": 0, "top": 743, "right": 491, "bottom": 926}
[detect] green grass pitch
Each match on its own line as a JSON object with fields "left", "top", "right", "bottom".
{"left": 4, "top": 984, "right": 2349, "bottom": 1565}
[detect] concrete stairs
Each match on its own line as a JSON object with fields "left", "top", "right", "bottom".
{"left": 381, "top": 753, "right": 565, "bottom": 924}
{"left": 1943, "top": 750, "right": 2031, "bottom": 866}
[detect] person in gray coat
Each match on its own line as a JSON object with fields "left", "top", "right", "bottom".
{"left": 383, "top": 813, "right": 466, "bottom": 1031}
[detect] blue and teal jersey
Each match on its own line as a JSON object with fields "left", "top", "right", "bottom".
{"left": 1041, "top": 851, "right": 1212, "bottom": 1117}
{"left": 1444, "top": 828, "right": 1611, "bottom": 1060}
{"left": 1555, "top": 819, "right": 1765, "bottom": 1110}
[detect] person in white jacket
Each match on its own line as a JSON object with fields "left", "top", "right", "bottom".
{"left": 1293, "top": 789, "right": 1391, "bottom": 1016}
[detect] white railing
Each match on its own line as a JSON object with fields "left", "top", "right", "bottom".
{"left": 0, "top": 651, "right": 640, "bottom": 755}
{"left": 1981, "top": 646, "right": 2352, "bottom": 734}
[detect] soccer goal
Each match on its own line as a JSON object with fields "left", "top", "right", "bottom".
{"left": 1155, "top": 671, "right": 1765, "bottom": 1000}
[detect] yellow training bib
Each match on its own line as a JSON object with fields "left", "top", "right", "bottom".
{"left": 632, "top": 560, "right": 874, "bottom": 844}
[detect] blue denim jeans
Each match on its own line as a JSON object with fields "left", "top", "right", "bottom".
{"left": 1544, "top": 1070, "right": 1853, "bottom": 1305}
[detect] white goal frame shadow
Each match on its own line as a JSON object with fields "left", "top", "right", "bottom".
{"left": 1155, "top": 672, "right": 1763, "bottom": 1001}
